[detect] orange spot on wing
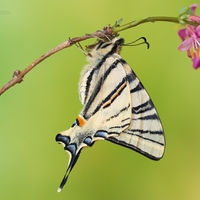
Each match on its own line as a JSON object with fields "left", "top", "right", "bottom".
{"left": 103, "top": 82, "right": 127, "bottom": 108}
{"left": 77, "top": 115, "right": 86, "bottom": 127}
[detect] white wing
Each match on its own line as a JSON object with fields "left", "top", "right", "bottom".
{"left": 106, "top": 61, "right": 165, "bottom": 160}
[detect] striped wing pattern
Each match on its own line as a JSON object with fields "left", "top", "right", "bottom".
{"left": 55, "top": 37, "right": 165, "bottom": 191}
{"left": 107, "top": 62, "right": 164, "bottom": 159}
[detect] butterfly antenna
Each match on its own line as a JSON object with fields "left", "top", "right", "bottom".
{"left": 124, "top": 37, "right": 150, "bottom": 49}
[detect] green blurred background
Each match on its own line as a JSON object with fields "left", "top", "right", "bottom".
{"left": 1, "top": 0, "right": 200, "bottom": 199}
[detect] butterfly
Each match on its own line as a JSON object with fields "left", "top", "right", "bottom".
{"left": 55, "top": 37, "right": 165, "bottom": 192}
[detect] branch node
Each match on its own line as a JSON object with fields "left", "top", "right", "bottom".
{"left": 12, "top": 70, "right": 24, "bottom": 83}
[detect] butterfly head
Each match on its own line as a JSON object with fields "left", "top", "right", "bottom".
{"left": 112, "top": 37, "right": 124, "bottom": 54}
{"left": 87, "top": 37, "right": 124, "bottom": 60}
{"left": 96, "top": 37, "right": 124, "bottom": 53}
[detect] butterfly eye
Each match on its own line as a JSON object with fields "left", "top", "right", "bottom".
{"left": 115, "top": 38, "right": 124, "bottom": 46}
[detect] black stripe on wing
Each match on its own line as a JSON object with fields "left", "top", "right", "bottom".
{"left": 83, "top": 76, "right": 127, "bottom": 119}
{"left": 130, "top": 83, "right": 143, "bottom": 93}
{"left": 106, "top": 105, "right": 130, "bottom": 122}
{"left": 124, "top": 129, "right": 163, "bottom": 135}
{"left": 83, "top": 59, "right": 126, "bottom": 119}
{"left": 132, "top": 113, "right": 160, "bottom": 120}
{"left": 124, "top": 67, "right": 162, "bottom": 121}
{"left": 109, "top": 123, "right": 131, "bottom": 130}
{"left": 106, "top": 136, "right": 163, "bottom": 160}
{"left": 132, "top": 100, "right": 154, "bottom": 115}
{"left": 84, "top": 42, "right": 124, "bottom": 103}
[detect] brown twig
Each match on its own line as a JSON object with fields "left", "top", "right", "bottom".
{"left": 0, "top": 26, "right": 114, "bottom": 96}
{"left": 1, "top": 15, "right": 199, "bottom": 96}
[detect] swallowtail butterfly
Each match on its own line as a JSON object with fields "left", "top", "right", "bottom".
{"left": 55, "top": 37, "right": 165, "bottom": 192}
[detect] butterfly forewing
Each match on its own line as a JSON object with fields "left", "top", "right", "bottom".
{"left": 107, "top": 62, "right": 165, "bottom": 160}
{"left": 80, "top": 56, "right": 131, "bottom": 127}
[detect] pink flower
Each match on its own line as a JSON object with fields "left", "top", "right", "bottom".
{"left": 178, "top": 4, "right": 200, "bottom": 69}
{"left": 192, "top": 54, "right": 200, "bottom": 68}
{"left": 190, "top": 4, "right": 199, "bottom": 13}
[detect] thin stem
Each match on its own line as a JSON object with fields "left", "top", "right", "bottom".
{"left": 1, "top": 16, "right": 200, "bottom": 96}
{"left": 113, "top": 16, "right": 200, "bottom": 33}
{"left": 0, "top": 28, "right": 113, "bottom": 96}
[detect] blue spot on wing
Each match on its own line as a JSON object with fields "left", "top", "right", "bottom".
{"left": 65, "top": 144, "right": 77, "bottom": 156}
{"left": 55, "top": 134, "right": 70, "bottom": 146}
{"left": 84, "top": 137, "right": 92, "bottom": 145}
{"left": 83, "top": 137, "right": 95, "bottom": 147}
{"left": 94, "top": 131, "right": 107, "bottom": 138}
